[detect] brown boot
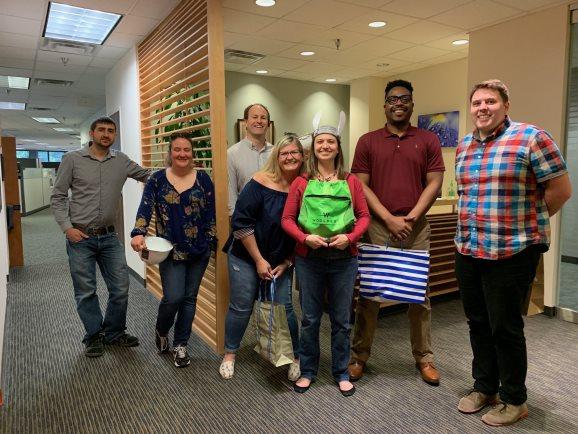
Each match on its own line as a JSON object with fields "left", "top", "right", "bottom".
{"left": 348, "top": 360, "right": 365, "bottom": 382}
{"left": 458, "top": 390, "right": 499, "bottom": 414}
{"left": 482, "top": 402, "right": 528, "bottom": 426}
{"left": 416, "top": 362, "right": 440, "bottom": 385}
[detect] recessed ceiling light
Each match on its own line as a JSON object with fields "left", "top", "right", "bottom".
{"left": 325, "top": 78, "right": 337, "bottom": 82}
{"left": 43, "top": 2, "right": 123, "bottom": 45}
{"left": 0, "top": 102, "right": 26, "bottom": 110}
{"left": 452, "top": 39, "right": 469, "bottom": 46}
{"left": 255, "top": 0, "right": 276, "bottom": 6}
{"left": 256, "top": 70, "right": 268, "bottom": 74}
{"left": 0, "top": 75, "right": 30, "bottom": 89}
{"left": 32, "top": 117, "right": 60, "bottom": 124}
{"left": 21, "top": 139, "right": 36, "bottom": 142}
{"left": 368, "top": 21, "right": 386, "bottom": 28}
{"left": 53, "top": 127, "right": 75, "bottom": 132}
{"left": 300, "top": 51, "right": 315, "bottom": 56}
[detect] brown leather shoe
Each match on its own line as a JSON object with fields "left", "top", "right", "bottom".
{"left": 416, "top": 362, "right": 440, "bottom": 385}
{"left": 348, "top": 361, "right": 365, "bottom": 382}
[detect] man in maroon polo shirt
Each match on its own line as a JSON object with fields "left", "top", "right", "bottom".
{"left": 348, "top": 79, "right": 445, "bottom": 385}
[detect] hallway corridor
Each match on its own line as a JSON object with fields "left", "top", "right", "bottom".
{"left": 0, "top": 209, "right": 576, "bottom": 433}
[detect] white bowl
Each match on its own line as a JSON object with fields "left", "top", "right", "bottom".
{"left": 139, "top": 236, "right": 173, "bottom": 265}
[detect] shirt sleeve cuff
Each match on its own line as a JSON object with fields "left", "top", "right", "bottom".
{"left": 233, "top": 227, "right": 255, "bottom": 240}
{"left": 59, "top": 222, "right": 73, "bottom": 233}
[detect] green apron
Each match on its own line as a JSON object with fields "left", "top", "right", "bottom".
{"left": 297, "top": 179, "right": 355, "bottom": 237}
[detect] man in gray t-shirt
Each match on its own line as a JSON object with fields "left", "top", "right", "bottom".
{"left": 227, "top": 104, "right": 273, "bottom": 215}
{"left": 51, "top": 116, "right": 149, "bottom": 358}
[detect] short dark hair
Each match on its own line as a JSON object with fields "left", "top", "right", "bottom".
{"left": 90, "top": 116, "right": 116, "bottom": 132}
{"left": 385, "top": 79, "right": 413, "bottom": 97}
{"left": 243, "top": 103, "right": 270, "bottom": 122}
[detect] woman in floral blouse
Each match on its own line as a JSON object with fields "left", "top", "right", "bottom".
{"left": 131, "top": 133, "right": 215, "bottom": 368}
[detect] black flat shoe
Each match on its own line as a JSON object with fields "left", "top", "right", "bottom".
{"left": 294, "top": 378, "right": 314, "bottom": 393}
{"left": 339, "top": 384, "right": 356, "bottom": 397}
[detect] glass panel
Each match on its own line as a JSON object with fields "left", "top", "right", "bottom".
{"left": 37, "top": 151, "right": 49, "bottom": 163}
{"left": 49, "top": 152, "right": 64, "bottom": 162}
{"left": 16, "top": 150, "right": 30, "bottom": 159}
{"left": 559, "top": 21, "right": 578, "bottom": 314}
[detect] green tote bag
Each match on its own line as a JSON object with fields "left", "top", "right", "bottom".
{"left": 297, "top": 179, "right": 355, "bottom": 237}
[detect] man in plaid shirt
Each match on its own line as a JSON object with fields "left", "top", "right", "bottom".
{"left": 455, "top": 79, "right": 572, "bottom": 426}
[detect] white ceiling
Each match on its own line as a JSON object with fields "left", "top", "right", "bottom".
{"left": 0, "top": 0, "right": 180, "bottom": 150}
{"left": 223, "top": 0, "right": 571, "bottom": 82}
{"left": 0, "top": 0, "right": 572, "bottom": 151}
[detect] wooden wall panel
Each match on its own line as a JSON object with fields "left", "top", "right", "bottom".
{"left": 137, "top": 0, "right": 228, "bottom": 353}
{"left": 1, "top": 137, "right": 24, "bottom": 267}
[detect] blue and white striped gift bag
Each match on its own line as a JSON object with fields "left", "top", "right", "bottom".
{"left": 358, "top": 243, "right": 430, "bottom": 303}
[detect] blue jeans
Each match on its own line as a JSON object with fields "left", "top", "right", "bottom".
{"left": 224, "top": 253, "right": 299, "bottom": 356}
{"left": 157, "top": 251, "right": 211, "bottom": 346}
{"left": 296, "top": 255, "right": 358, "bottom": 382}
{"left": 66, "top": 233, "right": 130, "bottom": 343}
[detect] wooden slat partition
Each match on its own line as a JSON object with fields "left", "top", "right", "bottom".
{"left": 137, "top": 0, "right": 228, "bottom": 353}
{"left": 426, "top": 212, "right": 458, "bottom": 296}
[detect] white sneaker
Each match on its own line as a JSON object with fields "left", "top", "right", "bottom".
{"left": 219, "top": 359, "right": 235, "bottom": 379}
{"left": 288, "top": 361, "right": 300, "bottom": 382}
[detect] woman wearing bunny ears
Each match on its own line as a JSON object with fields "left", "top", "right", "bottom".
{"left": 282, "top": 113, "right": 370, "bottom": 396}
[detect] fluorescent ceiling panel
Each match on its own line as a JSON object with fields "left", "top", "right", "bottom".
{"left": 0, "top": 76, "right": 30, "bottom": 89}
{"left": 43, "top": 2, "right": 122, "bottom": 45}
{"left": 32, "top": 117, "right": 61, "bottom": 123}
{"left": 0, "top": 102, "right": 26, "bottom": 110}
{"left": 53, "top": 127, "right": 75, "bottom": 132}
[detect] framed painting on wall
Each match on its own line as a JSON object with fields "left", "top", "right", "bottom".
{"left": 236, "top": 119, "right": 275, "bottom": 144}
{"left": 417, "top": 111, "right": 459, "bottom": 147}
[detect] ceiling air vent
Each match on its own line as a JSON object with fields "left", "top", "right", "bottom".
{"left": 41, "top": 37, "right": 96, "bottom": 56}
{"left": 34, "top": 78, "right": 74, "bottom": 87}
{"left": 224, "top": 49, "right": 265, "bottom": 65}
{"left": 27, "top": 106, "right": 52, "bottom": 111}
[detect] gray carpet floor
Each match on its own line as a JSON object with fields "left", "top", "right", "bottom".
{"left": 1, "top": 209, "right": 577, "bottom": 433}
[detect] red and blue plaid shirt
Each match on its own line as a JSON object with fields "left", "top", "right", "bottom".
{"left": 455, "top": 117, "right": 567, "bottom": 260}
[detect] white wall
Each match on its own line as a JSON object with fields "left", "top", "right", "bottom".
{"left": 468, "top": 5, "right": 570, "bottom": 307}
{"left": 226, "top": 72, "right": 351, "bottom": 163}
{"left": 105, "top": 47, "right": 146, "bottom": 279}
{"left": 0, "top": 151, "right": 9, "bottom": 393}
{"left": 349, "top": 58, "right": 468, "bottom": 197}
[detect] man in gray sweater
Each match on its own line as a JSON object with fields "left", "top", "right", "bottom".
{"left": 51, "top": 116, "right": 149, "bottom": 357}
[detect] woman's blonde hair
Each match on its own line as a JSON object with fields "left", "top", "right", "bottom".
{"left": 306, "top": 132, "right": 346, "bottom": 180}
{"left": 164, "top": 133, "right": 196, "bottom": 169}
{"left": 258, "top": 134, "right": 304, "bottom": 182}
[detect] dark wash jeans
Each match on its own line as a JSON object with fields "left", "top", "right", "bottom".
{"left": 66, "top": 233, "right": 130, "bottom": 343}
{"left": 296, "top": 255, "right": 358, "bottom": 382}
{"left": 455, "top": 245, "right": 542, "bottom": 405}
{"left": 157, "top": 251, "right": 211, "bottom": 346}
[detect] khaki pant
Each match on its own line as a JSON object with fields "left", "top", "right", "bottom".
{"left": 351, "top": 216, "right": 434, "bottom": 363}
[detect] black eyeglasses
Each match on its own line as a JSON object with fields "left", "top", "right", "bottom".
{"left": 385, "top": 95, "right": 412, "bottom": 105}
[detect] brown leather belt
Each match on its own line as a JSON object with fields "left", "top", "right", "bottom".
{"left": 73, "top": 224, "right": 115, "bottom": 236}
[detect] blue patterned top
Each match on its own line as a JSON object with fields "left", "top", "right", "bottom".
{"left": 131, "top": 169, "right": 216, "bottom": 260}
